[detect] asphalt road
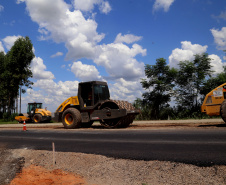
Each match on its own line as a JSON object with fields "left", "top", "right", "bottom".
{"left": 0, "top": 129, "right": 226, "bottom": 166}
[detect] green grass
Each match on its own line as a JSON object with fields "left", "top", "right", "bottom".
{"left": 0, "top": 119, "right": 18, "bottom": 124}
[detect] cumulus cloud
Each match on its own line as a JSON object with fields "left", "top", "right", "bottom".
{"left": 30, "top": 57, "right": 55, "bottom": 80}
{"left": 211, "top": 27, "right": 226, "bottom": 50}
{"left": 73, "top": 0, "right": 111, "bottom": 14}
{"left": 50, "top": 52, "right": 63, "bottom": 58}
{"left": 153, "top": 0, "right": 175, "bottom": 13}
{"left": 169, "top": 41, "right": 226, "bottom": 75}
{"left": 19, "top": 0, "right": 105, "bottom": 61}
{"left": 109, "top": 78, "right": 143, "bottom": 102}
{"left": 95, "top": 42, "right": 146, "bottom": 80}
{"left": 34, "top": 79, "right": 78, "bottom": 97}
{"left": 114, "top": 33, "right": 142, "bottom": 44}
{"left": 169, "top": 41, "right": 208, "bottom": 68}
{"left": 2, "top": 35, "right": 22, "bottom": 50}
{"left": 99, "top": 1, "right": 111, "bottom": 14}
{"left": 209, "top": 54, "right": 225, "bottom": 74}
{"left": 0, "top": 41, "right": 5, "bottom": 53}
{"left": 71, "top": 61, "right": 102, "bottom": 81}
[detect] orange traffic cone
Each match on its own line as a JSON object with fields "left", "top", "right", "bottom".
{"left": 23, "top": 120, "right": 27, "bottom": 131}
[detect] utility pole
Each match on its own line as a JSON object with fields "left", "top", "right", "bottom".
{"left": 16, "top": 95, "right": 18, "bottom": 113}
{"left": 20, "top": 86, "right": 21, "bottom": 114}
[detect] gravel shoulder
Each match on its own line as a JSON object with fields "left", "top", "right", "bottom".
{"left": 5, "top": 149, "right": 226, "bottom": 185}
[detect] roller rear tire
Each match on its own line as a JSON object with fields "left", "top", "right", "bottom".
{"left": 62, "top": 108, "right": 81, "bottom": 129}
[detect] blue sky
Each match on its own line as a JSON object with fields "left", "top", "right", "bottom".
{"left": 0, "top": 0, "right": 225, "bottom": 112}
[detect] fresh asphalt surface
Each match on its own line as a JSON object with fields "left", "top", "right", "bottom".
{"left": 0, "top": 127, "right": 226, "bottom": 166}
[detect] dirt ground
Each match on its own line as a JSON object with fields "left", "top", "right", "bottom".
{"left": 2, "top": 149, "right": 226, "bottom": 185}
{"left": 10, "top": 165, "right": 86, "bottom": 185}
{"left": 0, "top": 119, "right": 226, "bottom": 185}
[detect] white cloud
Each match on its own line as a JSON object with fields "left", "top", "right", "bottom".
{"left": 50, "top": 52, "right": 63, "bottom": 58}
{"left": 71, "top": 61, "right": 102, "bottom": 81}
{"left": 169, "top": 41, "right": 208, "bottom": 68}
{"left": 114, "top": 33, "right": 142, "bottom": 44}
{"left": 2, "top": 35, "right": 22, "bottom": 50}
{"left": 19, "top": 0, "right": 105, "bottom": 61}
{"left": 30, "top": 57, "right": 55, "bottom": 80}
{"left": 34, "top": 79, "right": 79, "bottom": 98}
{"left": 0, "top": 41, "right": 5, "bottom": 53}
{"left": 109, "top": 78, "right": 143, "bottom": 102}
{"left": 95, "top": 43, "right": 146, "bottom": 80}
{"left": 211, "top": 27, "right": 226, "bottom": 50}
{"left": 209, "top": 54, "right": 225, "bottom": 74}
{"left": 73, "top": 0, "right": 100, "bottom": 12}
{"left": 73, "top": 0, "right": 111, "bottom": 14}
{"left": 99, "top": 1, "right": 111, "bottom": 14}
{"left": 153, "top": 0, "right": 175, "bottom": 13}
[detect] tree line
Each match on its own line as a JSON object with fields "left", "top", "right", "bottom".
{"left": 134, "top": 53, "right": 226, "bottom": 120}
{"left": 0, "top": 36, "right": 34, "bottom": 120}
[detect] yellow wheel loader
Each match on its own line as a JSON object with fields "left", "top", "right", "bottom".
{"left": 201, "top": 83, "right": 226, "bottom": 122}
{"left": 15, "top": 102, "right": 52, "bottom": 123}
{"left": 53, "top": 81, "right": 140, "bottom": 129}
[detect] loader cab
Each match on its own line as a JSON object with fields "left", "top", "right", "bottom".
{"left": 78, "top": 81, "right": 110, "bottom": 109}
{"left": 27, "top": 103, "right": 42, "bottom": 115}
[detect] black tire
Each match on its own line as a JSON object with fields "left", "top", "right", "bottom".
{"left": 81, "top": 121, "right": 94, "bottom": 128}
{"left": 62, "top": 108, "right": 81, "bottom": 129}
{"left": 220, "top": 100, "right": 226, "bottom": 123}
{"left": 33, "top": 114, "right": 42, "bottom": 123}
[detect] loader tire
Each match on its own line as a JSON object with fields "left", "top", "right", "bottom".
{"left": 220, "top": 100, "right": 226, "bottom": 123}
{"left": 33, "top": 114, "right": 42, "bottom": 123}
{"left": 62, "top": 108, "right": 81, "bottom": 129}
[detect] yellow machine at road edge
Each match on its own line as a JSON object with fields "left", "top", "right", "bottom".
{"left": 201, "top": 83, "right": 226, "bottom": 122}
{"left": 15, "top": 102, "right": 51, "bottom": 123}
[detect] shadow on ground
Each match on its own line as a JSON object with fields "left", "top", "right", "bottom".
{"left": 198, "top": 123, "right": 226, "bottom": 128}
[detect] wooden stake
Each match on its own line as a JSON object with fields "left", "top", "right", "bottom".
{"left": 52, "top": 142, "right": 56, "bottom": 165}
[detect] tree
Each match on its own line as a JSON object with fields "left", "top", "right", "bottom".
{"left": 1, "top": 36, "right": 34, "bottom": 114}
{"left": 141, "top": 58, "right": 177, "bottom": 119}
{"left": 0, "top": 52, "right": 7, "bottom": 115}
{"left": 200, "top": 66, "right": 226, "bottom": 97}
{"left": 175, "top": 53, "right": 212, "bottom": 113}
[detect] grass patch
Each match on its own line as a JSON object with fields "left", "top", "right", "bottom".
{"left": 0, "top": 119, "right": 18, "bottom": 124}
